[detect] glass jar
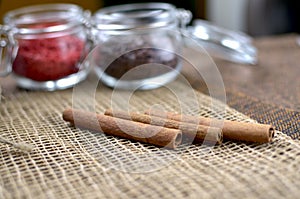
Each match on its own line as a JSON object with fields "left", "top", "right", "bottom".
{"left": 90, "top": 3, "right": 192, "bottom": 90}
{"left": 0, "top": 4, "right": 92, "bottom": 91}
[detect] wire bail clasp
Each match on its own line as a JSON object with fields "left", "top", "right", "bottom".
{"left": 0, "top": 25, "right": 18, "bottom": 77}
{"left": 176, "top": 8, "right": 192, "bottom": 29}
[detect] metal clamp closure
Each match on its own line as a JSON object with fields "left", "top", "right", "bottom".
{"left": 0, "top": 25, "right": 18, "bottom": 77}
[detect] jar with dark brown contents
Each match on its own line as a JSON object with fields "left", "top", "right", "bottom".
{"left": 91, "top": 3, "right": 191, "bottom": 90}
{"left": 104, "top": 47, "right": 178, "bottom": 80}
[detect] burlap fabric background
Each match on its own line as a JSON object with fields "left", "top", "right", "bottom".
{"left": 1, "top": 77, "right": 300, "bottom": 199}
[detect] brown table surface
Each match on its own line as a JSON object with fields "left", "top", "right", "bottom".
{"left": 219, "top": 34, "right": 299, "bottom": 139}
{"left": 1, "top": 34, "right": 299, "bottom": 138}
{"left": 182, "top": 34, "right": 300, "bottom": 139}
{"left": 217, "top": 34, "right": 300, "bottom": 110}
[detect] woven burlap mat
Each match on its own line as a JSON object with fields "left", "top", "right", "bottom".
{"left": 225, "top": 90, "right": 300, "bottom": 140}
{"left": 1, "top": 77, "right": 300, "bottom": 199}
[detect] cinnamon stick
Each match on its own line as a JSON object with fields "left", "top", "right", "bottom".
{"left": 144, "top": 109, "right": 275, "bottom": 143}
{"left": 62, "top": 108, "right": 182, "bottom": 149}
{"left": 105, "top": 109, "right": 223, "bottom": 144}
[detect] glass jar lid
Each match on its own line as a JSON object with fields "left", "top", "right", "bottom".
{"left": 92, "top": 3, "right": 178, "bottom": 30}
{"left": 187, "top": 19, "right": 257, "bottom": 65}
{"left": 3, "top": 4, "right": 88, "bottom": 35}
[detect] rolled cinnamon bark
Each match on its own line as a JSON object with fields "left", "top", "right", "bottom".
{"left": 144, "top": 109, "right": 275, "bottom": 143}
{"left": 62, "top": 108, "right": 182, "bottom": 149}
{"left": 105, "top": 109, "right": 223, "bottom": 144}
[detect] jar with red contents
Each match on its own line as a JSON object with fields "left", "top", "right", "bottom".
{"left": 0, "top": 4, "right": 92, "bottom": 90}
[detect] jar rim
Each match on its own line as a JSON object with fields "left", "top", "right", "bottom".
{"left": 92, "top": 2, "right": 178, "bottom": 31}
{"left": 3, "top": 3, "right": 85, "bottom": 35}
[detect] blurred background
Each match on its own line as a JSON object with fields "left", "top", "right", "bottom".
{"left": 0, "top": 0, "right": 299, "bottom": 37}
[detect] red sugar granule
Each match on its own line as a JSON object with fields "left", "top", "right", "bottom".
{"left": 12, "top": 35, "right": 85, "bottom": 81}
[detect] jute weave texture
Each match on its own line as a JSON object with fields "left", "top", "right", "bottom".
{"left": 0, "top": 78, "right": 299, "bottom": 199}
